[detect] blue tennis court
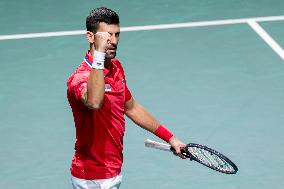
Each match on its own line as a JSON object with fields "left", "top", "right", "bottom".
{"left": 1, "top": 1, "right": 284, "bottom": 189}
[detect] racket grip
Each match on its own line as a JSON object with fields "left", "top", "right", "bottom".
{"left": 170, "top": 147, "right": 192, "bottom": 159}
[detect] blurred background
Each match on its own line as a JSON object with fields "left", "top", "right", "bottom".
{"left": 1, "top": 1, "right": 284, "bottom": 188}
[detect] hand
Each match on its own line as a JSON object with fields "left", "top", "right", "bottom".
{"left": 94, "top": 32, "right": 111, "bottom": 52}
{"left": 169, "top": 136, "right": 187, "bottom": 159}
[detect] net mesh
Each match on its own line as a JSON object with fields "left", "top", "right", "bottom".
{"left": 188, "top": 146, "right": 235, "bottom": 173}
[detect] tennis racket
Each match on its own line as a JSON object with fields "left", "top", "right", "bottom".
{"left": 145, "top": 139, "right": 238, "bottom": 174}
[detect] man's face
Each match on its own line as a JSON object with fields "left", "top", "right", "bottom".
{"left": 96, "top": 22, "right": 120, "bottom": 59}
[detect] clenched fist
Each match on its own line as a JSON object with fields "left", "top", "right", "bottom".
{"left": 94, "top": 32, "right": 111, "bottom": 53}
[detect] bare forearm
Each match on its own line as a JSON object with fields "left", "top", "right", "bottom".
{"left": 125, "top": 101, "right": 160, "bottom": 133}
{"left": 81, "top": 31, "right": 111, "bottom": 109}
{"left": 83, "top": 69, "right": 105, "bottom": 109}
{"left": 125, "top": 99, "right": 186, "bottom": 158}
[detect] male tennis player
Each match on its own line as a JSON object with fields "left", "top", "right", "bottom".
{"left": 67, "top": 7, "right": 186, "bottom": 189}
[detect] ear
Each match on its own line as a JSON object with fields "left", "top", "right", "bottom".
{"left": 86, "top": 31, "right": 95, "bottom": 43}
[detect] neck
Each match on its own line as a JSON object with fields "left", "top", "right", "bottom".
{"left": 90, "top": 44, "right": 111, "bottom": 69}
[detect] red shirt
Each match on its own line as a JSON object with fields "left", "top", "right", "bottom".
{"left": 67, "top": 51, "right": 132, "bottom": 179}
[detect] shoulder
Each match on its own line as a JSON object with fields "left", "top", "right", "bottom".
{"left": 67, "top": 63, "right": 90, "bottom": 88}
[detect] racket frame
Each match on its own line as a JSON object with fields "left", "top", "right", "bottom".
{"left": 144, "top": 139, "right": 238, "bottom": 174}
{"left": 183, "top": 143, "right": 238, "bottom": 174}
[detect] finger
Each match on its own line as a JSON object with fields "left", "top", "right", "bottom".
{"left": 178, "top": 153, "right": 187, "bottom": 159}
{"left": 177, "top": 149, "right": 187, "bottom": 159}
{"left": 95, "top": 32, "right": 110, "bottom": 40}
{"left": 174, "top": 145, "right": 183, "bottom": 154}
{"left": 171, "top": 144, "right": 188, "bottom": 159}
{"left": 176, "top": 146, "right": 187, "bottom": 159}
{"left": 172, "top": 150, "right": 187, "bottom": 159}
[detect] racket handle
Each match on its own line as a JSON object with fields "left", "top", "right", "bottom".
{"left": 145, "top": 139, "right": 192, "bottom": 159}
{"left": 145, "top": 139, "right": 171, "bottom": 151}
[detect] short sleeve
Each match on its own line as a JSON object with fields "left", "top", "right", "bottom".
{"left": 69, "top": 71, "right": 89, "bottom": 101}
{"left": 125, "top": 84, "right": 132, "bottom": 102}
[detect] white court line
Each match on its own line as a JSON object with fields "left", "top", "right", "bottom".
{"left": 247, "top": 20, "right": 284, "bottom": 60}
{"left": 0, "top": 30, "right": 85, "bottom": 40}
{"left": 121, "top": 15, "right": 284, "bottom": 32}
{"left": 1, "top": 15, "right": 284, "bottom": 60}
{"left": 0, "top": 15, "right": 284, "bottom": 41}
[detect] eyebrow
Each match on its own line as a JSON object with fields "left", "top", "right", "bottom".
{"left": 108, "top": 32, "right": 120, "bottom": 34}
{"left": 107, "top": 32, "right": 120, "bottom": 37}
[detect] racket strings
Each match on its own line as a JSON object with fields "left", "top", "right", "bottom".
{"left": 188, "top": 147, "right": 235, "bottom": 173}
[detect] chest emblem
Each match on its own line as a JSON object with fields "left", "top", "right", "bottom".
{"left": 105, "top": 84, "right": 111, "bottom": 92}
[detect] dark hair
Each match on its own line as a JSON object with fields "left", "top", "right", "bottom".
{"left": 86, "top": 7, "right": 120, "bottom": 32}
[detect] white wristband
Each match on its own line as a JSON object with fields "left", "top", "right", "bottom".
{"left": 92, "top": 51, "right": 106, "bottom": 70}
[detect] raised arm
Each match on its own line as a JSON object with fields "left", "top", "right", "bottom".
{"left": 81, "top": 31, "right": 111, "bottom": 110}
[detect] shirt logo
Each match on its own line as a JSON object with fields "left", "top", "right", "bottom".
{"left": 105, "top": 84, "right": 111, "bottom": 92}
{"left": 122, "top": 79, "right": 125, "bottom": 84}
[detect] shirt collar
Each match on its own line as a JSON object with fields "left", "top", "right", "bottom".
{"left": 84, "top": 50, "right": 115, "bottom": 76}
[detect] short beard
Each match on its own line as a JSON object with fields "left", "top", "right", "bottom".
{"left": 105, "top": 51, "right": 116, "bottom": 59}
